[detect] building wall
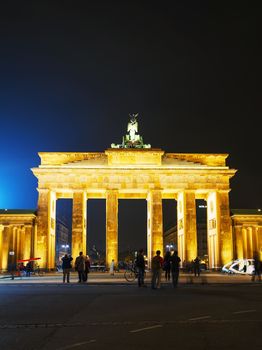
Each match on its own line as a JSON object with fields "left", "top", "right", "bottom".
{"left": 0, "top": 210, "right": 36, "bottom": 272}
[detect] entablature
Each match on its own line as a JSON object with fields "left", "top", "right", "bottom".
{"left": 36, "top": 150, "right": 232, "bottom": 169}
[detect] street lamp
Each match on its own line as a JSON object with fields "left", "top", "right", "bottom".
{"left": 61, "top": 244, "right": 69, "bottom": 249}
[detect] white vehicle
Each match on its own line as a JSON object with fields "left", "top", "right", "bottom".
{"left": 222, "top": 259, "right": 255, "bottom": 275}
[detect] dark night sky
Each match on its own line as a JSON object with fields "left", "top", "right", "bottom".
{"left": 0, "top": 2, "right": 261, "bottom": 252}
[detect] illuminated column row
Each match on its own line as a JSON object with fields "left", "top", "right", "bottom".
{"left": 34, "top": 188, "right": 235, "bottom": 270}
{"left": 235, "top": 225, "right": 261, "bottom": 259}
{"left": 0, "top": 224, "right": 35, "bottom": 271}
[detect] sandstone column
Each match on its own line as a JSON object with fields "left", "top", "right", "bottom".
{"left": 252, "top": 226, "right": 259, "bottom": 254}
{"left": 37, "top": 189, "right": 57, "bottom": 269}
{"left": 147, "top": 190, "right": 163, "bottom": 266}
{"left": 207, "top": 192, "right": 219, "bottom": 269}
{"left": 72, "top": 191, "right": 87, "bottom": 260}
{"left": 1, "top": 226, "right": 10, "bottom": 271}
{"left": 106, "top": 190, "right": 118, "bottom": 268}
{"left": 16, "top": 227, "right": 21, "bottom": 261}
{"left": 24, "top": 225, "right": 33, "bottom": 260}
{"left": 246, "top": 227, "right": 253, "bottom": 258}
{"left": 19, "top": 226, "right": 26, "bottom": 260}
{"left": 33, "top": 221, "right": 37, "bottom": 259}
{"left": 234, "top": 225, "right": 243, "bottom": 259}
{"left": 242, "top": 228, "right": 247, "bottom": 258}
{"left": 177, "top": 191, "right": 197, "bottom": 264}
{"left": 218, "top": 191, "right": 233, "bottom": 265}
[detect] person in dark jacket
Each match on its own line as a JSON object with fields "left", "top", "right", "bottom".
{"left": 170, "top": 251, "right": 181, "bottom": 287}
{"left": 251, "top": 252, "right": 261, "bottom": 282}
{"left": 25, "top": 262, "right": 32, "bottom": 277}
{"left": 135, "top": 249, "right": 146, "bottom": 287}
{"left": 62, "top": 254, "right": 73, "bottom": 283}
{"left": 163, "top": 251, "right": 171, "bottom": 281}
{"left": 75, "top": 252, "right": 86, "bottom": 283}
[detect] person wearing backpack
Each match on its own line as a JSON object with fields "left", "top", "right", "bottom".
{"left": 75, "top": 252, "right": 86, "bottom": 283}
{"left": 62, "top": 254, "right": 73, "bottom": 283}
{"left": 151, "top": 250, "right": 163, "bottom": 289}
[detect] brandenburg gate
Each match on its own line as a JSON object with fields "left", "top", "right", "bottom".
{"left": 31, "top": 115, "right": 237, "bottom": 269}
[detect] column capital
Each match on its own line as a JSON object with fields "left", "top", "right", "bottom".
{"left": 146, "top": 189, "right": 162, "bottom": 200}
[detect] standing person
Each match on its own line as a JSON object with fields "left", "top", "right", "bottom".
{"left": 151, "top": 250, "right": 163, "bottom": 289}
{"left": 83, "top": 255, "right": 91, "bottom": 282}
{"left": 170, "top": 251, "right": 181, "bottom": 287}
{"left": 252, "top": 252, "right": 261, "bottom": 282}
{"left": 109, "top": 259, "right": 115, "bottom": 275}
{"left": 25, "top": 262, "right": 32, "bottom": 277}
{"left": 135, "top": 249, "right": 146, "bottom": 287}
{"left": 61, "top": 254, "right": 73, "bottom": 283}
{"left": 163, "top": 251, "right": 171, "bottom": 281}
{"left": 193, "top": 256, "right": 200, "bottom": 277}
{"left": 75, "top": 252, "right": 86, "bottom": 283}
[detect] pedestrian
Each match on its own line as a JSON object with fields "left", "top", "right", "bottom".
{"left": 109, "top": 259, "right": 115, "bottom": 275}
{"left": 75, "top": 252, "right": 86, "bottom": 283}
{"left": 151, "top": 250, "right": 163, "bottom": 289}
{"left": 83, "top": 255, "right": 91, "bottom": 282}
{"left": 193, "top": 256, "right": 200, "bottom": 277}
{"left": 163, "top": 251, "right": 171, "bottom": 281}
{"left": 170, "top": 251, "right": 181, "bottom": 287}
{"left": 251, "top": 252, "right": 261, "bottom": 282}
{"left": 135, "top": 249, "right": 146, "bottom": 287}
{"left": 61, "top": 254, "right": 73, "bottom": 283}
{"left": 25, "top": 262, "right": 32, "bottom": 277}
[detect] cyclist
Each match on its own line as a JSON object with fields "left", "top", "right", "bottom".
{"left": 135, "top": 249, "right": 146, "bottom": 287}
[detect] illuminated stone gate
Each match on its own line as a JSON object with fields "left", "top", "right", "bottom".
{"left": 31, "top": 149, "right": 236, "bottom": 269}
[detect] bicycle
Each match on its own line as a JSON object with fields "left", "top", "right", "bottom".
{"left": 31, "top": 264, "right": 44, "bottom": 277}
{"left": 124, "top": 267, "right": 146, "bottom": 282}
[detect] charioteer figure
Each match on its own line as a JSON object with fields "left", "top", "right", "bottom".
{"left": 111, "top": 113, "right": 151, "bottom": 149}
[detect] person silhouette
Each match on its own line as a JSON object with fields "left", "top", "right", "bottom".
{"left": 170, "top": 251, "right": 181, "bottom": 287}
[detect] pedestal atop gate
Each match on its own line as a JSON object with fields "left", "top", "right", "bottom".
{"left": 105, "top": 149, "right": 164, "bottom": 166}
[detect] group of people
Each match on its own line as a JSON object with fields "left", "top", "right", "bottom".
{"left": 18, "top": 261, "right": 35, "bottom": 277}
{"left": 135, "top": 249, "right": 181, "bottom": 289}
{"left": 61, "top": 252, "right": 90, "bottom": 283}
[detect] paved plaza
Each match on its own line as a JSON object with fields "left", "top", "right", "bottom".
{"left": 0, "top": 271, "right": 257, "bottom": 285}
{"left": 0, "top": 275, "right": 261, "bottom": 350}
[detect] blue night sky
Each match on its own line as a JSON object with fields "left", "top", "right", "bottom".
{"left": 0, "top": 2, "right": 261, "bottom": 251}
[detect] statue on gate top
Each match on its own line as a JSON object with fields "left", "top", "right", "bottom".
{"left": 111, "top": 113, "right": 151, "bottom": 149}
